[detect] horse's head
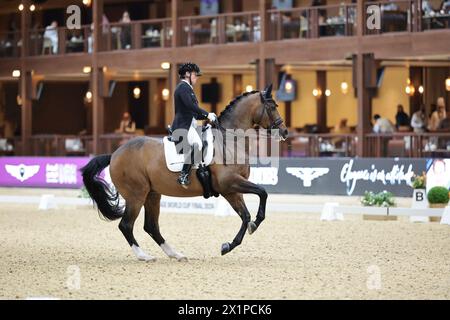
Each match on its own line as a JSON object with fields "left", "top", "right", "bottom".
{"left": 253, "top": 84, "right": 289, "bottom": 141}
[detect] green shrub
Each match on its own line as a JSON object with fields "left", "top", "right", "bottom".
{"left": 427, "top": 186, "right": 449, "bottom": 204}
{"left": 361, "top": 191, "right": 396, "bottom": 207}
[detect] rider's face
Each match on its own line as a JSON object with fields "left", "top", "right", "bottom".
{"left": 187, "top": 72, "right": 198, "bottom": 85}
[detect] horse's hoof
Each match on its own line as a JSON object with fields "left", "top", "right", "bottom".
{"left": 247, "top": 221, "right": 258, "bottom": 235}
{"left": 138, "top": 255, "right": 156, "bottom": 262}
{"left": 221, "top": 242, "right": 231, "bottom": 256}
{"left": 176, "top": 256, "right": 188, "bottom": 262}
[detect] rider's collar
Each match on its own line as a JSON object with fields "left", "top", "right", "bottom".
{"left": 181, "top": 79, "right": 193, "bottom": 90}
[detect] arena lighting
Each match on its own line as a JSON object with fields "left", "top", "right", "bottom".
{"left": 30, "top": 4, "right": 35, "bottom": 12}
{"left": 18, "top": 4, "right": 24, "bottom": 11}
{"left": 161, "top": 62, "right": 171, "bottom": 70}
{"left": 284, "top": 80, "right": 294, "bottom": 94}
{"left": 446, "top": 77, "right": 450, "bottom": 91}
{"left": 405, "top": 84, "right": 415, "bottom": 96}
{"left": 162, "top": 88, "right": 170, "bottom": 101}
{"left": 133, "top": 87, "right": 141, "bottom": 99}
{"left": 325, "top": 89, "right": 331, "bottom": 97}
{"left": 340, "top": 81, "right": 349, "bottom": 94}
{"left": 245, "top": 85, "right": 253, "bottom": 92}
{"left": 83, "top": 0, "right": 92, "bottom": 6}
{"left": 82, "top": 66, "right": 92, "bottom": 74}
{"left": 85, "top": 91, "right": 92, "bottom": 103}
{"left": 312, "top": 88, "right": 322, "bottom": 97}
{"left": 12, "top": 70, "right": 21, "bottom": 78}
{"left": 405, "top": 78, "right": 415, "bottom": 96}
{"left": 418, "top": 85, "right": 424, "bottom": 94}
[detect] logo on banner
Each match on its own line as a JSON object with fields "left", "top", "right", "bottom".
{"left": 46, "top": 164, "right": 78, "bottom": 185}
{"left": 340, "top": 159, "right": 415, "bottom": 195}
{"left": 5, "top": 164, "right": 40, "bottom": 182}
{"left": 286, "top": 167, "right": 330, "bottom": 187}
{"left": 249, "top": 167, "right": 278, "bottom": 185}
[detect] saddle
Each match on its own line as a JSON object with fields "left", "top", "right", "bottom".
{"left": 163, "top": 124, "right": 218, "bottom": 199}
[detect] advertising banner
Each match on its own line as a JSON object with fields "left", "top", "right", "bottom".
{"left": 0, "top": 157, "right": 439, "bottom": 197}
{"left": 249, "top": 158, "right": 427, "bottom": 197}
{"left": 0, "top": 157, "right": 90, "bottom": 188}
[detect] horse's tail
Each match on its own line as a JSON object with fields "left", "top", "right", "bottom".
{"left": 81, "top": 154, "right": 124, "bottom": 221}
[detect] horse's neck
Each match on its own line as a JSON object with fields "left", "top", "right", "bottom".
{"left": 220, "top": 98, "right": 256, "bottom": 130}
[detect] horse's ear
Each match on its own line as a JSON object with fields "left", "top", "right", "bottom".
{"left": 265, "top": 84, "right": 273, "bottom": 99}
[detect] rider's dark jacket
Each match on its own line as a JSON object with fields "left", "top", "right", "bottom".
{"left": 171, "top": 81, "right": 209, "bottom": 131}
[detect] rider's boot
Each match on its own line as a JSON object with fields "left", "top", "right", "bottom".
{"left": 178, "top": 144, "right": 197, "bottom": 188}
{"left": 177, "top": 163, "right": 192, "bottom": 188}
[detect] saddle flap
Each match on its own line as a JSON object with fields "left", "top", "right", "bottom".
{"left": 163, "top": 126, "right": 214, "bottom": 173}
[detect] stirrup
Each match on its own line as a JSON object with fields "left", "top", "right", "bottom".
{"left": 177, "top": 173, "right": 191, "bottom": 187}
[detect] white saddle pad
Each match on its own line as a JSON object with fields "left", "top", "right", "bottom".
{"left": 163, "top": 126, "right": 214, "bottom": 172}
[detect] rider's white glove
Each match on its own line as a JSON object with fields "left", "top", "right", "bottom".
{"left": 207, "top": 113, "right": 217, "bottom": 122}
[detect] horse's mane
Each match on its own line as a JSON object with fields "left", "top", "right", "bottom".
{"left": 218, "top": 90, "right": 259, "bottom": 122}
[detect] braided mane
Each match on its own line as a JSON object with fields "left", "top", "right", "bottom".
{"left": 218, "top": 91, "right": 259, "bottom": 122}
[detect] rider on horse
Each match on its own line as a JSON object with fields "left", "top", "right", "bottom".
{"left": 171, "top": 62, "right": 217, "bottom": 187}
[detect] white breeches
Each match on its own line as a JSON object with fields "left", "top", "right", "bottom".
{"left": 187, "top": 118, "right": 202, "bottom": 152}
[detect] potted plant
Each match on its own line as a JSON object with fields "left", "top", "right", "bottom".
{"left": 361, "top": 191, "right": 396, "bottom": 207}
{"left": 427, "top": 186, "right": 449, "bottom": 208}
{"left": 411, "top": 172, "right": 426, "bottom": 190}
{"left": 411, "top": 172, "right": 427, "bottom": 205}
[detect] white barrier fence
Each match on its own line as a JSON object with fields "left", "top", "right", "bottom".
{"left": 0, "top": 194, "right": 449, "bottom": 225}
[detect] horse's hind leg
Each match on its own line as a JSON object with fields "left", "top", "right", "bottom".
{"left": 119, "top": 200, "right": 155, "bottom": 262}
{"left": 143, "top": 192, "right": 187, "bottom": 261}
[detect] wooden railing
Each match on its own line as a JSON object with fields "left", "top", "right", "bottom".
{"left": 365, "top": 132, "right": 450, "bottom": 158}
{"left": 1, "top": 2, "right": 448, "bottom": 58}
{"left": 28, "top": 25, "right": 92, "bottom": 56}
{"left": 283, "top": 133, "right": 358, "bottom": 157}
{"left": 0, "top": 31, "right": 21, "bottom": 58}
{"left": 4, "top": 132, "right": 450, "bottom": 158}
{"left": 4, "top": 135, "right": 93, "bottom": 156}
{"left": 98, "top": 133, "right": 165, "bottom": 154}
{"left": 363, "top": 0, "right": 417, "bottom": 35}
{"left": 99, "top": 18, "right": 172, "bottom": 51}
{"left": 267, "top": 3, "right": 357, "bottom": 40}
{"left": 179, "top": 11, "right": 260, "bottom": 46}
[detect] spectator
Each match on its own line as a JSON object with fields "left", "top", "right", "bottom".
{"left": 373, "top": 114, "right": 395, "bottom": 133}
{"left": 332, "top": 118, "right": 352, "bottom": 148}
{"left": 437, "top": 110, "right": 450, "bottom": 150}
{"left": 88, "top": 14, "right": 110, "bottom": 53}
{"left": 43, "top": 21, "right": 58, "bottom": 54}
{"left": 422, "top": 0, "right": 435, "bottom": 16}
{"left": 333, "top": 118, "right": 352, "bottom": 134}
{"left": 410, "top": 105, "right": 427, "bottom": 133}
{"left": 119, "top": 11, "right": 132, "bottom": 49}
{"left": 116, "top": 112, "right": 136, "bottom": 134}
{"left": 395, "top": 104, "right": 410, "bottom": 130}
{"left": 441, "top": 1, "right": 450, "bottom": 14}
{"left": 381, "top": 0, "right": 399, "bottom": 11}
{"left": 428, "top": 97, "right": 446, "bottom": 131}
{"left": 437, "top": 110, "right": 450, "bottom": 132}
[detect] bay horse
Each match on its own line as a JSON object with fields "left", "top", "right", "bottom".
{"left": 81, "top": 84, "right": 288, "bottom": 261}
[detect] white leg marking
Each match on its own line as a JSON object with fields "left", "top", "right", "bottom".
{"left": 160, "top": 242, "right": 187, "bottom": 261}
{"left": 131, "top": 244, "right": 156, "bottom": 262}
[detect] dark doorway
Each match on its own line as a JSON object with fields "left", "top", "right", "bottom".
{"left": 128, "top": 81, "right": 149, "bottom": 130}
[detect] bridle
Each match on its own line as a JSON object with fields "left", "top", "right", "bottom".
{"left": 255, "top": 92, "right": 284, "bottom": 130}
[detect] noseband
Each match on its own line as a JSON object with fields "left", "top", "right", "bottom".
{"left": 256, "top": 92, "right": 284, "bottom": 130}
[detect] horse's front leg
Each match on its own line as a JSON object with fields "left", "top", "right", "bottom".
{"left": 227, "top": 177, "right": 267, "bottom": 235}
{"left": 221, "top": 193, "right": 251, "bottom": 255}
